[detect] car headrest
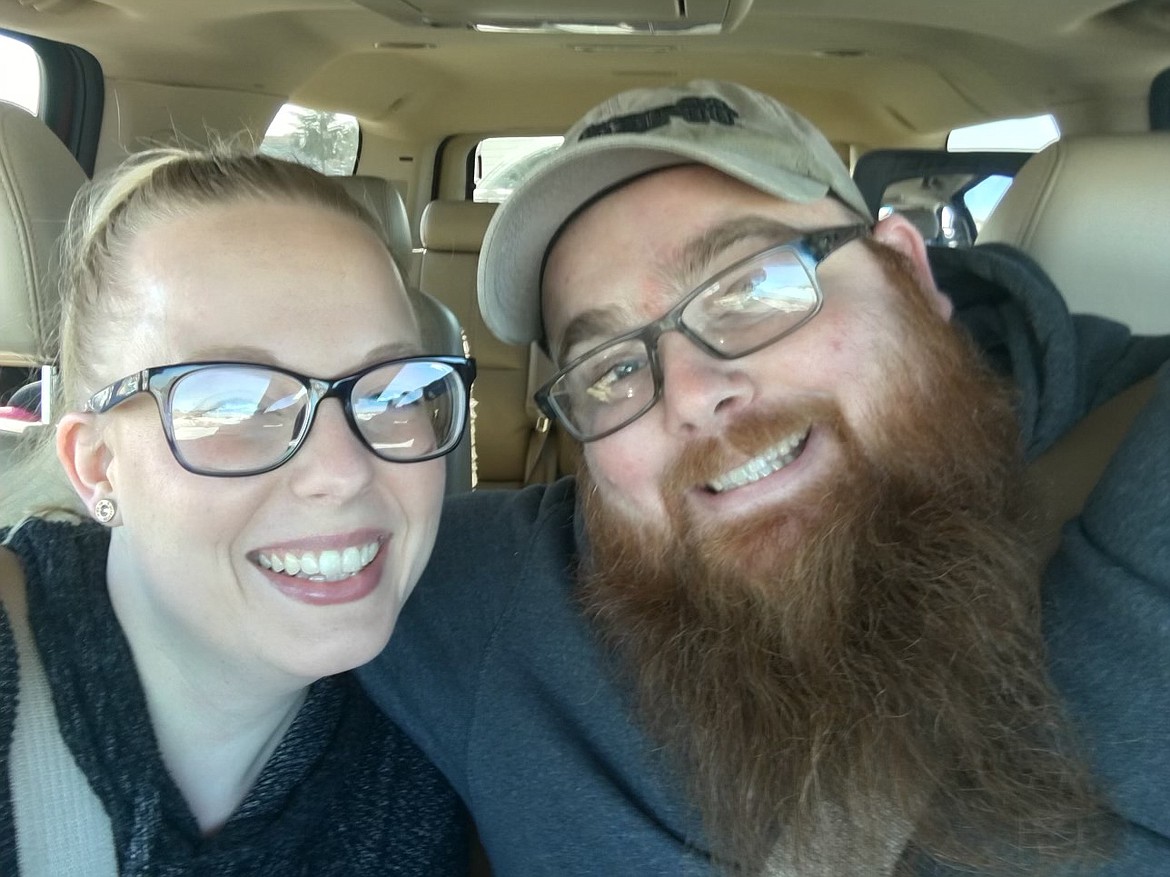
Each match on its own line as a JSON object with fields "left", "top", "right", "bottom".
{"left": 978, "top": 133, "right": 1170, "bottom": 333}
{"left": 335, "top": 174, "right": 414, "bottom": 268}
{"left": 0, "top": 103, "right": 88, "bottom": 366}
{"left": 420, "top": 200, "right": 498, "bottom": 253}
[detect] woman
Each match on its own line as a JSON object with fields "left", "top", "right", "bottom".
{"left": 0, "top": 148, "right": 475, "bottom": 874}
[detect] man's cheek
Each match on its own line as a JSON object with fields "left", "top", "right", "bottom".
{"left": 587, "top": 444, "right": 659, "bottom": 510}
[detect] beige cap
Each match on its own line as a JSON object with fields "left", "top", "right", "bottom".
{"left": 477, "top": 80, "right": 872, "bottom": 346}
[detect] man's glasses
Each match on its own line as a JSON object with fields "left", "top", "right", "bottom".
{"left": 84, "top": 355, "right": 476, "bottom": 476}
{"left": 535, "top": 224, "right": 869, "bottom": 443}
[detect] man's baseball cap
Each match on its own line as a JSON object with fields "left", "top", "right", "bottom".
{"left": 477, "top": 79, "right": 873, "bottom": 347}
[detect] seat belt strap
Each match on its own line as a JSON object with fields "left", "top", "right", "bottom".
{"left": 1027, "top": 374, "right": 1158, "bottom": 563}
{"left": 1, "top": 549, "right": 118, "bottom": 877}
{"left": 523, "top": 343, "right": 560, "bottom": 486}
{"left": 523, "top": 414, "right": 554, "bottom": 486}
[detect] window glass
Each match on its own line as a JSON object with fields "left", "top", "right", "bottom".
{"left": 947, "top": 114, "right": 1060, "bottom": 152}
{"left": 963, "top": 174, "right": 1014, "bottom": 232}
{"left": 472, "top": 136, "right": 563, "bottom": 203}
{"left": 0, "top": 33, "right": 41, "bottom": 115}
{"left": 259, "top": 103, "right": 360, "bottom": 175}
{"left": 0, "top": 366, "right": 44, "bottom": 435}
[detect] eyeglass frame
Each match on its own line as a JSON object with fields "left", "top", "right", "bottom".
{"left": 534, "top": 223, "right": 871, "bottom": 443}
{"left": 83, "top": 354, "right": 477, "bottom": 477}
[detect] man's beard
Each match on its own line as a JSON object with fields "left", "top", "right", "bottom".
{"left": 578, "top": 244, "right": 1108, "bottom": 875}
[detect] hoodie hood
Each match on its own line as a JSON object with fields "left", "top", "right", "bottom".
{"left": 930, "top": 243, "right": 1170, "bottom": 460}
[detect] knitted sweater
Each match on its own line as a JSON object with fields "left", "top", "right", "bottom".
{"left": 0, "top": 518, "right": 469, "bottom": 876}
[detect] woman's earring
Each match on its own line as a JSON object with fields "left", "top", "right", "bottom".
{"left": 94, "top": 498, "right": 117, "bottom": 525}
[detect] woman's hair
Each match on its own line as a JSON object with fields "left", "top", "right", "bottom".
{"left": 1, "top": 146, "right": 395, "bottom": 527}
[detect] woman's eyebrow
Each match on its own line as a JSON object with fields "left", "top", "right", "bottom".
{"left": 360, "top": 341, "right": 426, "bottom": 365}
{"left": 182, "top": 344, "right": 281, "bottom": 364}
{"left": 181, "top": 341, "right": 424, "bottom": 371}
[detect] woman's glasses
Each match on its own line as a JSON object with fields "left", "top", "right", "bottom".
{"left": 84, "top": 355, "right": 476, "bottom": 476}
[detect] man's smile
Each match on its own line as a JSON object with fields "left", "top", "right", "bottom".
{"left": 705, "top": 426, "right": 811, "bottom": 494}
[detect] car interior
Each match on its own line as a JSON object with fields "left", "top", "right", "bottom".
{"left": 0, "top": 2, "right": 1168, "bottom": 869}
{"left": 3, "top": 0, "right": 1170, "bottom": 500}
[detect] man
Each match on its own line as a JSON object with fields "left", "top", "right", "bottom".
{"left": 359, "top": 81, "right": 1170, "bottom": 875}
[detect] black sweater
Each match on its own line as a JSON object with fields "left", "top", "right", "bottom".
{"left": 0, "top": 518, "right": 468, "bottom": 876}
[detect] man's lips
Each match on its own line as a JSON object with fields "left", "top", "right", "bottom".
{"left": 704, "top": 426, "right": 811, "bottom": 494}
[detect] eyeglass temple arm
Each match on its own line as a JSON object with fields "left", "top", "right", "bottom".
{"left": 805, "top": 223, "right": 871, "bottom": 262}
{"left": 83, "top": 371, "right": 148, "bottom": 414}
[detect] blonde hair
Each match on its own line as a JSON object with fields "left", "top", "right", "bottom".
{"left": 1, "top": 146, "right": 393, "bottom": 526}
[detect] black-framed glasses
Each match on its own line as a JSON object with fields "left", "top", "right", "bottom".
{"left": 535, "top": 224, "right": 869, "bottom": 443}
{"left": 83, "top": 355, "right": 477, "bottom": 476}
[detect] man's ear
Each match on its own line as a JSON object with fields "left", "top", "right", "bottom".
{"left": 871, "top": 211, "right": 953, "bottom": 320}
{"left": 57, "top": 413, "right": 115, "bottom": 518}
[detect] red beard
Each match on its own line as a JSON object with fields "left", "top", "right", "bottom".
{"left": 578, "top": 244, "right": 1108, "bottom": 874}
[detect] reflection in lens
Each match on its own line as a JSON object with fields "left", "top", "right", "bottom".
{"left": 689, "top": 249, "right": 818, "bottom": 355}
{"left": 353, "top": 361, "right": 462, "bottom": 460}
{"left": 558, "top": 339, "right": 654, "bottom": 438}
{"left": 169, "top": 366, "right": 307, "bottom": 473}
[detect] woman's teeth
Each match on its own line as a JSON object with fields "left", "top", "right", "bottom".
{"left": 256, "top": 540, "right": 380, "bottom": 582}
{"left": 706, "top": 428, "right": 810, "bottom": 494}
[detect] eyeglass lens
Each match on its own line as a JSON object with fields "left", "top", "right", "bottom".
{"left": 551, "top": 246, "right": 819, "bottom": 440}
{"left": 167, "top": 361, "right": 462, "bottom": 474}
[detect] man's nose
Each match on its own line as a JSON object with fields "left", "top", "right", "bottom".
{"left": 655, "top": 331, "right": 753, "bottom": 436}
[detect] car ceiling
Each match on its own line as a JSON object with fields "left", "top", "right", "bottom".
{"left": 4, "top": 0, "right": 1169, "bottom": 149}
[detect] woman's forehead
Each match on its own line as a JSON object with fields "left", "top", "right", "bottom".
{"left": 109, "top": 201, "right": 417, "bottom": 373}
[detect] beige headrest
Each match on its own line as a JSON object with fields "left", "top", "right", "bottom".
{"left": 0, "top": 103, "right": 87, "bottom": 365}
{"left": 335, "top": 174, "right": 414, "bottom": 268}
{"left": 420, "top": 200, "right": 498, "bottom": 252}
{"left": 979, "top": 134, "right": 1170, "bottom": 333}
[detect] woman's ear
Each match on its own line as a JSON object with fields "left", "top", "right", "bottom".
{"left": 871, "top": 211, "right": 953, "bottom": 320}
{"left": 57, "top": 413, "right": 117, "bottom": 523}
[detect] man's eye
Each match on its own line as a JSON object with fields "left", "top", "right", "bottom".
{"left": 584, "top": 357, "right": 647, "bottom": 403}
{"left": 708, "top": 270, "right": 773, "bottom": 313}
{"left": 707, "top": 268, "right": 814, "bottom": 319}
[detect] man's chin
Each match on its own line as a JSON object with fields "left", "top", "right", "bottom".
{"left": 678, "top": 504, "right": 823, "bottom": 591}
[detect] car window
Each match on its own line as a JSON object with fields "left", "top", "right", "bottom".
{"left": 0, "top": 34, "right": 44, "bottom": 433}
{"left": 472, "top": 136, "right": 563, "bottom": 203}
{"left": 258, "top": 102, "right": 360, "bottom": 175}
{"left": 947, "top": 114, "right": 1061, "bottom": 152}
{"left": 0, "top": 32, "right": 41, "bottom": 115}
{"left": 963, "top": 174, "right": 1014, "bottom": 232}
{"left": 868, "top": 114, "right": 1061, "bottom": 248}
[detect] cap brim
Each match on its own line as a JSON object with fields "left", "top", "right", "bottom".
{"left": 478, "top": 133, "right": 831, "bottom": 347}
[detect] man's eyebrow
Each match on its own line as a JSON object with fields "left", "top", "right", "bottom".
{"left": 552, "top": 217, "right": 807, "bottom": 363}
{"left": 554, "top": 308, "right": 640, "bottom": 365}
{"left": 675, "top": 216, "right": 805, "bottom": 281}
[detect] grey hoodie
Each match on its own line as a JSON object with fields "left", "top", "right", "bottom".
{"left": 362, "top": 242, "right": 1170, "bottom": 876}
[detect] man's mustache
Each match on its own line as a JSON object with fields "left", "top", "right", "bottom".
{"left": 662, "top": 397, "right": 843, "bottom": 499}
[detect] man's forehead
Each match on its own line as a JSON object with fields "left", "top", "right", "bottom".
{"left": 540, "top": 168, "right": 857, "bottom": 354}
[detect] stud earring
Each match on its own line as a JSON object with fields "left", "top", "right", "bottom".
{"left": 94, "top": 498, "right": 117, "bottom": 524}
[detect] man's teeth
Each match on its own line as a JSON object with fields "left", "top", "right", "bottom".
{"left": 256, "top": 541, "right": 380, "bottom": 582}
{"left": 707, "top": 429, "right": 810, "bottom": 494}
